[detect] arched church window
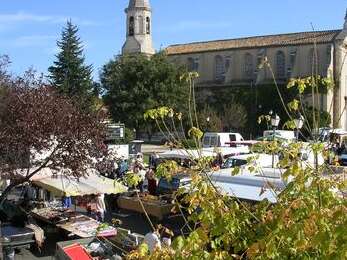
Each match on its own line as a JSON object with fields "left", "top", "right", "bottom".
{"left": 215, "top": 55, "right": 225, "bottom": 82}
{"left": 138, "top": 16, "right": 144, "bottom": 34}
{"left": 129, "top": 16, "right": 134, "bottom": 36}
{"left": 187, "top": 58, "right": 195, "bottom": 72}
{"left": 276, "top": 51, "right": 286, "bottom": 79}
{"left": 187, "top": 57, "right": 199, "bottom": 72}
{"left": 244, "top": 53, "right": 254, "bottom": 79}
{"left": 146, "top": 17, "right": 150, "bottom": 34}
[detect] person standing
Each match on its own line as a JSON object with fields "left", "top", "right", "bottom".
{"left": 95, "top": 193, "right": 106, "bottom": 222}
{"left": 133, "top": 154, "right": 146, "bottom": 192}
{"left": 149, "top": 152, "right": 159, "bottom": 169}
{"left": 118, "top": 158, "right": 129, "bottom": 179}
{"left": 62, "top": 196, "right": 72, "bottom": 209}
{"left": 146, "top": 168, "right": 157, "bottom": 196}
{"left": 143, "top": 227, "right": 161, "bottom": 254}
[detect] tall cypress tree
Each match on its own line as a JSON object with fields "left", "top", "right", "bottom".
{"left": 48, "top": 21, "right": 93, "bottom": 108}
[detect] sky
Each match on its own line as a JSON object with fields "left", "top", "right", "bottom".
{"left": 0, "top": 0, "right": 346, "bottom": 80}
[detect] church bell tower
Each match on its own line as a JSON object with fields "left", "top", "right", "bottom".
{"left": 122, "top": 0, "right": 155, "bottom": 55}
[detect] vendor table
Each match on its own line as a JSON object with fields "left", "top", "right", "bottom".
{"left": 117, "top": 194, "right": 175, "bottom": 220}
{"left": 31, "top": 207, "right": 116, "bottom": 238}
{"left": 55, "top": 237, "right": 120, "bottom": 260}
{"left": 107, "top": 227, "right": 144, "bottom": 253}
{"left": 56, "top": 215, "right": 116, "bottom": 238}
{"left": 31, "top": 207, "right": 71, "bottom": 225}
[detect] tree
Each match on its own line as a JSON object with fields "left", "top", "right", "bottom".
{"left": 197, "top": 105, "right": 222, "bottom": 132}
{"left": 100, "top": 52, "right": 189, "bottom": 137}
{"left": 221, "top": 103, "right": 247, "bottom": 132}
{"left": 0, "top": 71, "right": 106, "bottom": 202}
{"left": 48, "top": 20, "right": 94, "bottom": 109}
{"left": 127, "top": 71, "right": 347, "bottom": 259}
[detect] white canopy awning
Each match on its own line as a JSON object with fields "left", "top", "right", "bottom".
{"left": 32, "top": 169, "right": 127, "bottom": 197}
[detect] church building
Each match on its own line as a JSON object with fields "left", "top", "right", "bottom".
{"left": 122, "top": 0, "right": 347, "bottom": 130}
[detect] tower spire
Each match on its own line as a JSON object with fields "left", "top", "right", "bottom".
{"left": 128, "top": 0, "right": 150, "bottom": 9}
{"left": 122, "top": 0, "right": 155, "bottom": 55}
{"left": 344, "top": 8, "right": 347, "bottom": 29}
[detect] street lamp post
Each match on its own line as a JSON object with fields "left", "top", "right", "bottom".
{"left": 294, "top": 114, "right": 304, "bottom": 141}
{"left": 270, "top": 111, "right": 280, "bottom": 168}
{"left": 206, "top": 117, "right": 210, "bottom": 132}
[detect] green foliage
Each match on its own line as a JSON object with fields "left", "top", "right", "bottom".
{"left": 221, "top": 103, "right": 247, "bottom": 131}
{"left": 125, "top": 172, "right": 142, "bottom": 187}
{"left": 202, "top": 84, "right": 296, "bottom": 136}
{"left": 188, "top": 127, "right": 203, "bottom": 140}
{"left": 101, "top": 52, "right": 189, "bottom": 133}
{"left": 156, "top": 160, "right": 179, "bottom": 180}
{"left": 131, "top": 141, "right": 347, "bottom": 260}
{"left": 181, "top": 139, "right": 198, "bottom": 149}
{"left": 197, "top": 105, "right": 222, "bottom": 132}
{"left": 304, "top": 105, "right": 331, "bottom": 129}
{"left": 287, "top": 76, "right": 334, "bottom": 94}
{"left": 126, "top": 69, "right": 347, "bottom": 259}
{"left": 48, "top": 21, "right": 94, "bottom": 110}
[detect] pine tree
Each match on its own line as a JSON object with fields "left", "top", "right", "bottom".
{"left": 48, "top": 20, "right": 93, "bottom": 108}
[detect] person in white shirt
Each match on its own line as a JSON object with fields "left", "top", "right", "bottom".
{"left": 95, "top": 193, "right": 106, "bottom": 222}
{"left": 143, "top": 230, "right": 161, "bottom": 253}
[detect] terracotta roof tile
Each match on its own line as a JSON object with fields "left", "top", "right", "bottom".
{"left": 166, "top": 30, "right": 341, "bottom": 55}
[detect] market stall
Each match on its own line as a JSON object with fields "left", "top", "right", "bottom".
{"left": 29, "top": 171, "right": 126, "bottom": 238}
{"left": 55, "top": 237, "right": 120, "bottom": 260}
{"left": 56, "top": 215, "right": 116, "bottom": 238}
{"left": 55, "top": 228, "right": 144, "bottom": 259}
{"left": 31, "top": 206, "right": 116, "bottom": 238}
{"left": 31, "top": 171, "right": 127, "bottom": 197}
{"left": 117, "top": 192, "right": 175, "bottom": 220}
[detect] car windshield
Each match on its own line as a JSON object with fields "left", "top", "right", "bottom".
{"left": 158, "top": 178, "right": 180, "bottom": 191}
{"left": 221, "top": 158, "right": 248, "bottom": 169}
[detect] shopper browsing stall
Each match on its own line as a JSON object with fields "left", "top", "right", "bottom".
{"left": 95, "top": 193, "right": 106, "bottom": 222}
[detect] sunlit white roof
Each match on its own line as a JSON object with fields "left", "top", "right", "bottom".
{"left": 210, "top": 168, "right": 285, "bottom": 203}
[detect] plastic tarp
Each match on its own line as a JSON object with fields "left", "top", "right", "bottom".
{"left": 32, "top": 170, "right": 127, "bottom": 197}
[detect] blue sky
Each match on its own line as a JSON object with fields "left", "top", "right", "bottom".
{"left": 0, "top": 0, "right": 346, "bottom": 80}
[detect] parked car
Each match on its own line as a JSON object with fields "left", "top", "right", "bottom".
{"left": 221, "top": 153, "right": 277, "bottom": 169}
{"left": 262, "top": 130, "right": 295, "bottom": 141}
{"left": 157, "top": 174, "right": 192, "bottom": 195}
{"left": 202, "top": 132, "right": 244, "bottom": 148}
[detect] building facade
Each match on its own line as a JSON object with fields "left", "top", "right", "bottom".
{"left": 123, "top": 0, "right": 347, "bottom": 130}
{"left": 166, "top": 15, "right": 347, "bottom": 130}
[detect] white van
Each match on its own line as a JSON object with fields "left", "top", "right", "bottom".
{"left": 202, "top": 132, "right": 244, "bottom": 148}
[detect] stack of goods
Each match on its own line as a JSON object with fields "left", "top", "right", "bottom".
{"left": 61, "top": 238, "right": 121, "bottom": 260}
{"left": 141, "top": 193, "right": 173, "bottom": 205}
{"left": 31, "top": 207, "right": 68, "bottom": 224}
{"left": 61, "top": 216, "right": 117, "bottom": 238}
{"left": 110, "top": 227, "right": 144, "bottom": 252}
